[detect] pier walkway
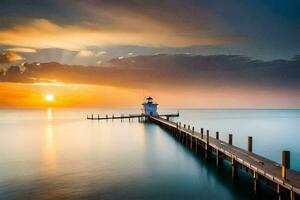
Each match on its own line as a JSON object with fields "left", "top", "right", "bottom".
{"left": 87, "top": 113, "right": 179, "bottom": 121}
{"left": 149, "top": 116, "right": 300, "bottom": 200}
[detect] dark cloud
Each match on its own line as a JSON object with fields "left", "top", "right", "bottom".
{"left": 1, "top": 54, "right": 300, "bottom": 92}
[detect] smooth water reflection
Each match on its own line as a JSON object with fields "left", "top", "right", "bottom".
{"left": 169, "top": 109, "right": 300, "bottom": 170}
{"left": 0, "top": 108, "right": 298, "bottom": 199}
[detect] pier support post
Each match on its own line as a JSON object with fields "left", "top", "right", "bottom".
{"left": 282, "top": 150, "right": 290, "bottom": 180}
{"left": 290, "top": 190, "right": 295, "bottom": 200}
{"left": 178, "top": 132, "right": 182, "bottom": 142}
{"left": 216, "top": 131, "right": 219, "bottom": 140}
{"left": 205, "top": 130, "right": 209, "bottom": 160}
{"left": 229, "top": 134, "right": 233, "bottom": 145}
{"left": 98, "top": 114, "right": 100, "bottom": 120}
{"left": 253, "top": 171, "right": 259, "bottom": 194}
{"left": 195, "top": 139, "right": 198, "bottom": 153}
{"left": 276, "top": 183, "right": 282, "bottom": 200}
{"left": 216, "top": 149, "right": 223, "bottom": 169}
{"left": 190, "top": 135, "right": 193, "bottom": 149}
{"left": 188, "top": 125, "right": 190, "bottom": 130}
{"left": 201, "top": 128, "right": 204, "bottom": 139}
{"left": 106, "top": 114, "right": 108, "bottom": 120}
{"left": 231, "top": 157, "right": 237, "bottom": 179}
{"left": 185, "top": 133, "right": 188, "bottom": 146}
{"left": 179, "top": 122, "right": 181, "bottom": 128}
{"left": 248, "top": 136, "right": 253, "bottom": 152}
{"left": 92, "top": 114, "right": 94, "bottom": 119}
{"left": 184, "top": 124, "right": 186, "bottom": 129}
{"left": 192, "top": 126, "right": 194, "bottom": 134}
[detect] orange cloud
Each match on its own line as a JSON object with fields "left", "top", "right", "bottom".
{"left": 77, "top": 50, "right": 94, "bottom": 57}
{"left": 6, "top": 47, "right": 37, "bottom": 53}
{"left": 0, "top": 51, "right": 24, "bottom": 63}
{"left": 0, "top": 51, "right": 25, "bottom": 74}
{"left": 0, "top": 18, "right": 241, "bottom": 50}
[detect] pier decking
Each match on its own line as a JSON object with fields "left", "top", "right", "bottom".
{"left": 86, "top": 113, "right": 179, "bottom": 121}
{"left": 149, "top": 116, "right": 300, "bottom": 200}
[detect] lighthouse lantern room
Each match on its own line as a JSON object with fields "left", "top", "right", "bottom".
{"left": 142, "top": 97, "right": 158, "bottom": 116}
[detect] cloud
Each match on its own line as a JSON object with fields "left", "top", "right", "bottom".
{"left": 6, "top": 47, "right": 37, "bottom": 53}
{"left": 77, "top": 50, "right": 94, "bottom": 57}
{"left": 0, "top": 51, "right": 25, "bottom": 74}
{"left": 1, "top": 54, "right": 300, "bottom": 93}
{"left": 0, "top": 18, "right": 242, "bottom": 51}
{"left": 96, "top": 60, "right": 102, "bottom": 65}
{"left": 128, "top": 52, "right": 135, "bottom": 56}
{"left": 96, "top": 51, "right": 107, "bottom": 56}
{"left": 0, "top": 51, "right": 24, "bottom": 63}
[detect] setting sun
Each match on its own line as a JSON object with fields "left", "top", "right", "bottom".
{"left": 45, "top": 94, "right": 54, "bottom": 102}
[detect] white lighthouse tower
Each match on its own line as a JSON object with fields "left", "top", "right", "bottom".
{"left": 142, "top": 97, "right": 158, "bottom": 116}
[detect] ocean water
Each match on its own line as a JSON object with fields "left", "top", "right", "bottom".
{"left": 0, "top": 108, "right": 299, "bottom": 200}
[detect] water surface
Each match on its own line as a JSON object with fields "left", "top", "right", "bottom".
{"left": 0, "top": 108, "right": 299, "bottom": 199}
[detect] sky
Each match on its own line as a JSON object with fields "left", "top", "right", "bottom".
{"left": 0, "top": 0, "right": 300, "bottom": 108}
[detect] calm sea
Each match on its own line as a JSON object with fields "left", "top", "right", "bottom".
{"left": 0, "top": 108, "right": 299, "bottom": 200}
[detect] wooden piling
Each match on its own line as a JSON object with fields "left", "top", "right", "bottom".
{"left": 231, "top": 157, "right": 237, "bottom": 179}
{"left": 282, "top": 150, "right": 290, "bottom": 180}
{"left": 185, "top": 132, "right": 188, "bottom": 146}
{"left": 248, "top": 136, "right": 253, "bottom": 152}
{"left": 201, "top": 128, "right": 204, "bottom": 139}
{"left": 216, "top": 149, "right": 223, "bottom": 168}
{"left": 205, "top": 130, "right": 209, "bottom": 160}
{"left": 216, "top": 131, "right": 219, "bottom": 140}
{"left": 188, "top": 125, "right": 190, "bottom": 130}
{"left": 206, "top": 130, "right": 209, "bottom": 146}
{"left": 290, "top": 190, "right": 295, "bottom": 200}
{"left": 276, "top": 183, "right": 281, "bottom": 199}
{"left": 229, "top": 134, "right": 233, "bottom": 145}
{"left": 253, "top": 171, "right": 259, "bottom": 193}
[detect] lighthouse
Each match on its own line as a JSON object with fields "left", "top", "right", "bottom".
{"left": 142, "top": 97, "right": 158, "bottom": 116}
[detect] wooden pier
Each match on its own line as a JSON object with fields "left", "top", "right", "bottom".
{"left": 86, "top": 113, "right": 179, "bottom": 121}
{"left": 149, "top": 116, "right": 300, "bottom": 200}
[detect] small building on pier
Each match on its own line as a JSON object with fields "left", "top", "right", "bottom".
{"left": 142, "top": 97, "right": 158, "bottom": 116}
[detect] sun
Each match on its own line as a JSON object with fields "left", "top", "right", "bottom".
{"left": 45, "top": 94, "right": 55, "bottom": 102}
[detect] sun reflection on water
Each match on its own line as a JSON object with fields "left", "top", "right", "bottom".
{"left": 43, "top": 109, "right": 56, "bottom": 173}
{"left": 47, "top": 108, "right": 53, "bottom": 120}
